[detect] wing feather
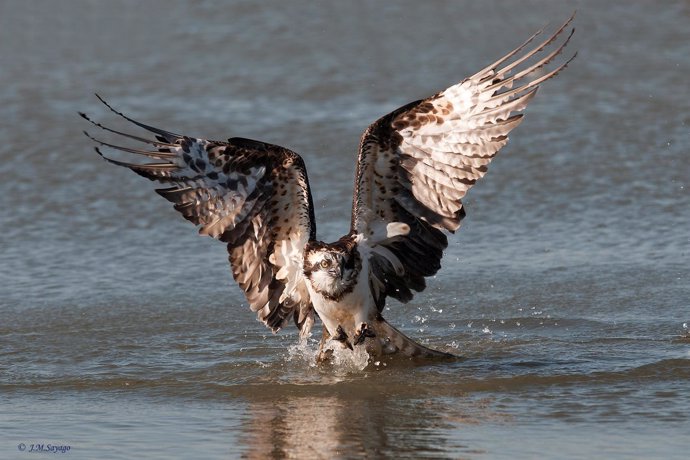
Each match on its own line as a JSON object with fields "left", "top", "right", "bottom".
{"left": 84, "top": 100, "right": 317, "bottom": 335}
{"left": 352, "top": 15, "right": 576, "bottom": 309}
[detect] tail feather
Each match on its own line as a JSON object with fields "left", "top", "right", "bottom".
{"left": 369, "top": 317, "right": 457, "bottom": 359}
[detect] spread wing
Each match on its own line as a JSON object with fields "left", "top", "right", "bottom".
{"left": 352, "top": 15, "right": 576, "bottom": 309}
{"left": 82, "top": 97, "right": 317, "bottom": 336}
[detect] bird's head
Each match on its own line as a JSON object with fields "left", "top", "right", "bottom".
{"left": 304, "top": 241, "right": 359, "bottom": 299}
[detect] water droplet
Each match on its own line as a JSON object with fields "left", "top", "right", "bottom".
{"left": 445, "top": 340, "right": 459, "bottom": 349}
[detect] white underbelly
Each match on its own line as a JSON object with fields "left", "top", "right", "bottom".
{"left": 308, "top": 266, "right": 375, "bottom": 337}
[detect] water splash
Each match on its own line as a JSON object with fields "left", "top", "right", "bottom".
{"left": 285, "top": 338, "right": 370, "bottom": 372}
{"left": 286, "top": 338, "right": 320, "bottom": 368}
{"left": 326, "top": 340, "right": 370, "bottom": 372}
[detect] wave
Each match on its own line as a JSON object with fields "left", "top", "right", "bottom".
{"left": 3, "top": 357, "right": 687, "bottom": 399}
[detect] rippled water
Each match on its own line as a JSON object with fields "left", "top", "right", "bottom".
{"left": 1, "top": 1, "right": 689, "bottom": 459}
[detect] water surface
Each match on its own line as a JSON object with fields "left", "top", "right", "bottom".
{"left": 1, "top": 1, "right": 689, "bottom": 458}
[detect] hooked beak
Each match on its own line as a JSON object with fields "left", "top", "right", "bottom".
{"left": 329, "top": 257, "right": 346, "bottom": 279}
{"left": 340, "top": 254, "right": 354, "bottom": 279}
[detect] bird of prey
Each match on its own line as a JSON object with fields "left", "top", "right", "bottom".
{"left": 82, "top": 16, "right": 575, "bottom": 361}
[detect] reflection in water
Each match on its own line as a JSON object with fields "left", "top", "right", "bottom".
{"left": 242, "top": 396, "right": 343, "bottom": 459}
{"left": 238, "top": 389, "right": 504, "bottom": 458}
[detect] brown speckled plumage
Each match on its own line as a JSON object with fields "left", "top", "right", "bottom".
{"left": 84, "top": 14, "right": 575, "bottom": 359}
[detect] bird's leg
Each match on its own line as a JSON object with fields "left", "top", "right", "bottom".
{"left": 333, "top": 325, "right": 353, "bottom": 350}
{"left": 353, "top": 322, "right": 376, "bottom": 345}
{"left": 316, "top": 325, "right": 334, "bottom": 364}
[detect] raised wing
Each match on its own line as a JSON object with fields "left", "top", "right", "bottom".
{"left": 352, "top": 15, "right": 576, "bottom": 309}
{"left": 82, "top": 97, "right": 317, "bottom": 335}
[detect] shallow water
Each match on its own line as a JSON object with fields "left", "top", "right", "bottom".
{"left": 1, "top": 1, "right": 689, "bottom": 458}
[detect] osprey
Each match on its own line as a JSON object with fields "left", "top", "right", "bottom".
{"left": 83, "top": 16, "right": 575, "bottom": 361}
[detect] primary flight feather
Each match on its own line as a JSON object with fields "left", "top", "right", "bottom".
{"left": 83, "top": 15, "right": 576, "bottom": 361}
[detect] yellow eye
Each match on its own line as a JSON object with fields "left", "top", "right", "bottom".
{"left": 320, "top": 259, "right": 331, "bottom": 269}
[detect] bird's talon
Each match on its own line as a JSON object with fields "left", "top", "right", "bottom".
{"left": 354, "top": 322, "right": 376, "bottom": 345}
{"left": 334, "top": 325, "right": 353, "bottom": 349}
{"left": 334, "top": 325, "right": 348, "bottom": 341}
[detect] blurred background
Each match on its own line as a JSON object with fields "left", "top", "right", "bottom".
{"left": 1, "top": 1, "right": 688, "bottom": 459}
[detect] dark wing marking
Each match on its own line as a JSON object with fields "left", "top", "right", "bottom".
{"left": 82, "top": 98, "right": 317, "bottom": 335}
{"left": 351, "top": 15, "right": 576, "bottom": 309}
